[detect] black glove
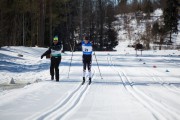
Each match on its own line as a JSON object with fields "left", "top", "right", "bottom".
{"left": 41, "top": 55, "right": 43, "bottom": 59}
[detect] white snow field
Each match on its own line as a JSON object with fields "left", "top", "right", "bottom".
{"left": 0, "top": 42, "right": 180, "bottom": 120}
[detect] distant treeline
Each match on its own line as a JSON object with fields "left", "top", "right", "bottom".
{"left": 0, "top": 0, "right": 178, "bottom": 51}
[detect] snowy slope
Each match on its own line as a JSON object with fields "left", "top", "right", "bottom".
{"left": 0, "top": 42, "right": 180, "bottom": 120}
{"left": 115, "top": 9, "right": 180, "bottom": 47}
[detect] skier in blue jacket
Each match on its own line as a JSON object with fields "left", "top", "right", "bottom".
{"left": 41, "top": 36, "right": 62, "bottom": 82}
{"left": 81, "top": 35, "right": 93, "bottom": 84}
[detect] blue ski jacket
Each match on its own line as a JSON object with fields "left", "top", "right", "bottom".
{"left": 81, "top": 41, "right": 93, "bottom": 55}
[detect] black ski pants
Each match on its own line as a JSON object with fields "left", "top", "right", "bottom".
{"left": 83, "top": 55, "right": 92, "bottom": 72}
{"left": 50, "top": 56, "right": 61, "bottom": 81}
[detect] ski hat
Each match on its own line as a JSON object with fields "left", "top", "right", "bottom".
{"left": 84, "top": 36, "right": 89, "bottom": 40}
{"left": 53, "top": 36, "right": 58, "bottom": 41}
{"left": 83, "top": 33, "right": 89, "bottom": 40}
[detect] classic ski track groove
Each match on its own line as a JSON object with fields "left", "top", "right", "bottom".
{"left": 163, "top": 57, "right": 180, "bottom": 66}
{"left": 53, "top": 69, "right": 95, "bottom": 120}
{"left": 106, "top": 54, "right": 165, "bottom": 120}
{"left": 134, "top": 56, "right": 180, "bottom": 95}
{"left": 138, "top": 56, "right": 180, "bottom": 92}
{"left": 138, "top": 56, "right": 180, "bottom": 93}
{"left": 143, "top": 68, "right": 180, "bottom": 94}
{"left": 142, "top": 69, "right": 180, "bottom": 115}
{"left": 46, "top": 84, "right": 88, "bottom": 120}
{"left": 108, "top": 54, "right": 180, "bottom": 120}
{"left": 32, "top": 69, "right": 95, "bottom": 120}
{"left": 152, "top": 56, "right": 180, "bottom": 90}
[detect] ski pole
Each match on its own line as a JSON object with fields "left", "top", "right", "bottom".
{"left": 67, "top": 40, "right": 75, "bottom": 78}
{"left": 94, "top": 51, "right": 103, "bottom": 79}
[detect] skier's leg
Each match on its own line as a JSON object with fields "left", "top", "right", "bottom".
{"left": 88, "top": 62, "right": 92, "bottom": 84}
{"left": 87, "top": 56, "right": 92, "bottom": 84}
{"left": 83, "top": 61, "right": 86, "bottom": 81}
{"left": 82, "top": 56, "right": 86, "bottom": 84}
{"left": 87, "top": 56, "right": 92, "bottom": 77}
{"left": 83, "top": 62, "right": 86, "bottom": 77}
{"left": 55, "top": 56, "right": 61, "bottom": 81}
{"left": 88, "top": 62, "right": 91, "bottom": 77}
{"left": 83, "top": 55, "right": 87, "bottom": 77}
{"left": 50, "top": 57, "right": 55, "bottom": 80}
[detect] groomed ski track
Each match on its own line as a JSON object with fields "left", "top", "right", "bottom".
{"left": 107, "top": 54, "right": 180, "bottom": 120}
{"left": 0, "top": 51, "right": 180, "bottom": 120}
{"left": 27, "top": 83, "right": 89, "bottom": 120}
{"left": 25, "top": 55, "right": 96, "bottom": 120}
{"left": 27, "top": 71, "right": 95, "bottom": 120}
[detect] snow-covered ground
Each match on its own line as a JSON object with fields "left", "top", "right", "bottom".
{"left": 0, "top": 41, "right": 180, "bottom": 120}
{"left": 1, "top": 8, "right": 180, "bottom": 120}
{"left": 115, "top": 9, "right": 180, "bottom": 46}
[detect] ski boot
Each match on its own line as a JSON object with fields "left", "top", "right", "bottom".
{"left": 82, "top": 77, "right": 85, "bottom": 85}
{"left": 89, "top": 78, "right": 91, "bottom": 85}
{"left": 51, "top": 76, "right": 54, "bottom": 80}
{"left": 56, "top": 74, "right": 59, "bottom": 82}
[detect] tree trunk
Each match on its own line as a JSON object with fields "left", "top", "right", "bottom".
{"left": 23, "top": 14, "right": 25, "bottom": 46}
{"left": 13, "top": 14, "right": 17, "bottom": 46}
{"left": 159, "top": 37, "right": 163, "bottom": 50}
{"left": 98, "top": 0, "right": 104, "bottom": 50}
{"left": 0, "top": 9, "right": 2, "bottom": 47}
{"left": 30, "top": 0, "right": 35, "bottom": 47}
{"left": 80, "top": 0, "right": 83, "bottom": 40}
{"left": 38, "top": 0, "right": 45, "bottom": 47}
{"left": 49, "top": 0, "right": 52, "bottom": 45}
{"left": 169, "top": 30, "right": 172, "bottom": 43}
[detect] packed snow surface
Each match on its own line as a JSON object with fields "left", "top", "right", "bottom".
{"left": 0, "top": 41, "right": 180, "bottom": 120}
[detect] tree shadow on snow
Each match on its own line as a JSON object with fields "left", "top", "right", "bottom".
{"left": 0, "top": 61, "right": 49, "bottom": 73}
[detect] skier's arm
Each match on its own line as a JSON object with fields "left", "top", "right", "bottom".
{"left": 41, "top": 48, "right": 51, "bottom": 59}
{"left": 77, "top": 40, "right": 83, "bottom": 46}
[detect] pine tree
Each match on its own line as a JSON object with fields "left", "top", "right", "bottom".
{"left": 142, "top": 0, "right": 153, "bottom": 19}
{"left": 118, "top": 0, "right": 128, "bottom": 14}
{"left": 105, "top": 4, "right": 118, "bottom": 51}
{"left": 163, "top": 0, "right": 178, "bottom": 43}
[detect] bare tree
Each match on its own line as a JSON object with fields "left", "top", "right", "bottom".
{"left": 118, "top": 0, "right": 128, "bottom": 14}
{"left": 141, "top": 21, "right": 152, "bottom": 49}
{"left": 38, "top": 0, "right": 45, "bottom": 47}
